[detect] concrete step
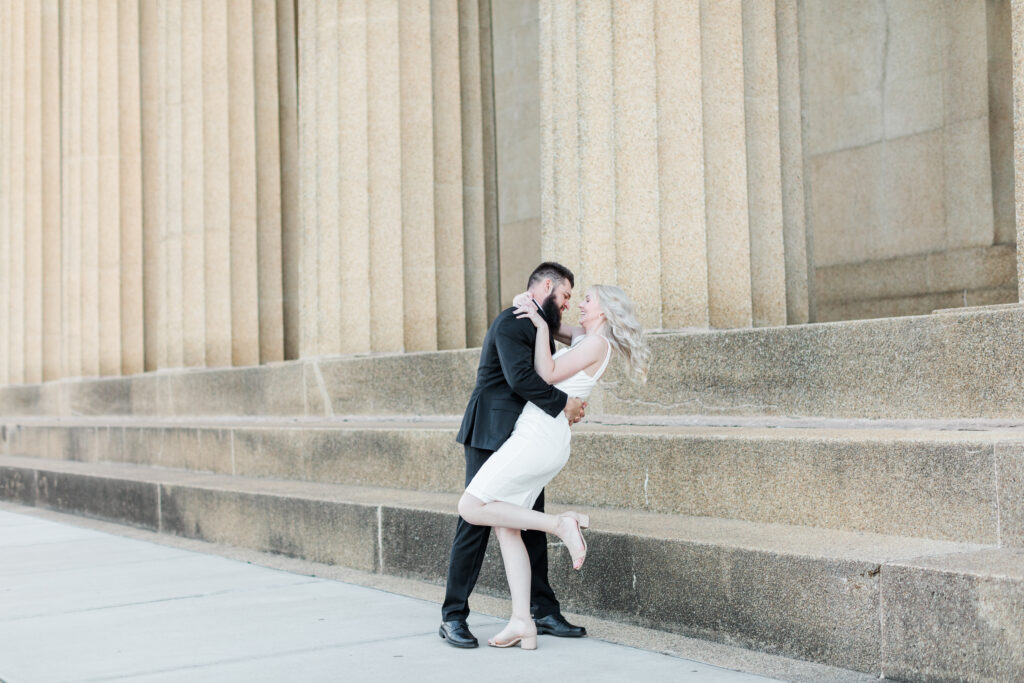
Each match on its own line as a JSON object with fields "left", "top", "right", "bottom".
{"left": 1, "top": 454, "right": 1019, "bottom": 680}
{"left": 3, "top": 416, "right": 1023, "bottom": 545}
{"left": 3, "top": 306, "right": 1024, "bottom": 421}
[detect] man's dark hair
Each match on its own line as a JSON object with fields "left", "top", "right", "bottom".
{"left": 527, "top": 261, "right": 574, "bottom": 290}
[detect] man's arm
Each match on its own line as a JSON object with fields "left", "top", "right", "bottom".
{"left": 493, "top": 315, "right": 569, "bottom": 418}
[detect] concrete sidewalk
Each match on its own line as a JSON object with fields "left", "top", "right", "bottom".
{"left": 0, "top": 504, "right": 858, "bottom": 682}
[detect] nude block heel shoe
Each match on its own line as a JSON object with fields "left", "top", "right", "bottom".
{"left": 488, "top": 633, "right": 538, "bottom": 650}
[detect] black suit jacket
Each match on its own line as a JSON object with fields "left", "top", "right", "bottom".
{"left": 456, "top": 307, "right": 568, "bottom": 452}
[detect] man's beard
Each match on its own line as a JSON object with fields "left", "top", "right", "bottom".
{"left": 540, "top": 294, "right": 562, "bottom": 337}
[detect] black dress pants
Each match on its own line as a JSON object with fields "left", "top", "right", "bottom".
{"left": 441, "top": 444, "right": 560, "bottom": 622}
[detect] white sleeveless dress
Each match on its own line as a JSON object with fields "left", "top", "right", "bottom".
{"left": 464, "top": 336, "right": 612, "bottom": 509}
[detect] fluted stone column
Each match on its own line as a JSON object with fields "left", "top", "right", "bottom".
{"left": 297, "top": 0, "right": 319, "bottom": 358}
{"left": 65, "top": 0, "right": 84, "bottom": 377}
{"left": 458, "top": 0, "right": 492, "bottom": 347}
{"left": 182, "top": 0, "right": 206, "bottom": 368}
{"left": 1013, "top": 0, "right": 1024, "bottom": 298}
{"left": 1, "top": 0, "right": 11, "bottom": 386}
{"left": 775, "top": 0, "right": 811, "bottom": 325}
{"left": 81, "top": 0, "right": 101, "bottom": 377}
{"left": 399, "top": 0, "right": 439, "bottom": 352}
{"left": 741, "top": 1, "right": 786, "bottom": 328}
{"left": 227, "top": 0, "right": 260, "bottom": 367}
{"left": 254, "top": 0, "right": 285, "bottom": 364}
{"left": 202, "top": 0, "right": 232, "bottom": 368}
{"left": 701, "top": 0, "right": 753, "bottom": 329}
{"left": 23, "top": 0, "right": 43, "bottom": 384}
{"left": 118, "top": 0, "right": 144, "bottom": 376}
{"left": 315, "top": 0, "right": 342, "bottom": 356}
{"left": 655, "top": 0, "right": 708, "bottom": 328}
{"left": 576, "top": 0, "right": 616, "bottom": 289}
{"left": 538, "top": 0, "right": 798, "bottom": 330}
{"left": 42, "top": 0, "right": 61, "bottom": 381}
{"left": 9, "top": 0, "right": 26, "bottom": 383}
{"left": 140, "top": 0, "right": 164, "bottom": 371}
{"left": 277, "top": 0, "right": 300, "bottom": 360}
{"left": 338, "top": 0, "right": 372, "bottom": 354}
{"left": 432, "top": 0, "right": 468, "bottom": 351}
{"left": 613, "top": 0, "right": 662, "bottom": 328}
{"left": 367, "top": 0, "right": 405, "bottom": 352}
{"left": 97, "top": 0, "right": 122, "bottom": 377}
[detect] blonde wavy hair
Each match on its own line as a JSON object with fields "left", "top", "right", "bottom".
{"left": 590, "top": 285, "right": 649, "bottom": 383}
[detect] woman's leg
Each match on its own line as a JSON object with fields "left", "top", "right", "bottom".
{"left": 458, "top": 493, "right": 586, "bottom": 568}
{"left": 490, "top": 526, "right": 537, "bottom": 649}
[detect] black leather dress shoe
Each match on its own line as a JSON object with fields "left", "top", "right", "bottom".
{"left": 534, "top": 613, "right": 587, "bottom": 637}
{"left": 439, "top": 620, "right": 479, "bottom": 648}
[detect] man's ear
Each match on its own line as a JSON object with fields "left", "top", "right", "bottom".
{"left": 542, "top": 278, "right": 554, "bottom": 295}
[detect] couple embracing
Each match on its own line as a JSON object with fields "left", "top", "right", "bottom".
{"left": 440, "top": 262, "right": 649, "bottom": 651}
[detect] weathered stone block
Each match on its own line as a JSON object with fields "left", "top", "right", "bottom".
{"left": 996, "top": 442, "right": 1024, "bottom": 548}
{"left": 882, "top": 550, "right": 1024, "bottom": 681}
{"left": 34, "top": 470, "right": 158, "bottom": 529}
{"left": 159, "top": 485, "right": 379, "bottom": 572}
{"left": 0, "top": 466, "right": 37, "bottom": 505}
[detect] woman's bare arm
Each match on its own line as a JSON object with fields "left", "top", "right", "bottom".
{"left": 515, "top": 302, "right": 608, "bottom": 384}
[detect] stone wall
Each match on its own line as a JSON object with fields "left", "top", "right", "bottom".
{"left": 804, "top": 0, "right": 1017, "bottom": 318}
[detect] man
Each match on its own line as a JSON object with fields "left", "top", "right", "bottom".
{"left": 439, "top": 262, "right": 588, "bottom": 648}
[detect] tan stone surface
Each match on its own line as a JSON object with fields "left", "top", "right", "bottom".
{"left": 576, "top": 0, "right": 616, "bottom": 289}
{"left": 701, "top": 0, "right": 752, "bottom": 328}
{"left": 162, "top": 0, "right": 184, "bottom": 371}
{"left": 97, "top": 0, "right": 122, "bottom": 378}
{"left": 478, "top": 0, "right": 501, "bottom": 325}
{"left": 23, "top": 1, "right": 43, "bottom": 385}
{"left": 945, "top": 117, "right": 995, "bottom": 250}
{"left": 227, "top": 0, "right": 259, "bottom": 367}
{"left": 775, "top": 0, "right": 809, "bottom": 325}
{"left": 816, "top": 244, "right": 1017, "bottom": 305}
{"left": 276, "top": 0, "right": 300, "bottom": 361}
{"left": 431, "top": 0, "right": 466, "bottom": 351}
{"left": 253, "top": 0, "right": 283, "bottom": 366}
{"left": 988, "top": 0, "right": 1016, "bottom": 247}
{"left": 613, "top": 0, "right": 661, "bottom": 328}
{"left": 1015, "top": 0, "right": 1024, "bottom": 301}
{"left": 458, "top": 0, "right": 489, "bottom": 346}
{"left": 181, "top": 0, "right": 205, "bottom": 369}
{"left": 296, "top": 0, "right": 319, "bottom": 359}
{"left": 996, "top": 442, "right": 1024, "bottom": 548}
{"left": 8, "top": 0, "right": 26, "bottom": 384}
{"left": 0, "top": 0, "right": 11, "bottom": 386}
{"left": 491, "top": 0, "right": 540, "bottom": 304}
{"left": 741, "top": 0, "right": 786, "bottom": 328}
{"left": 338, "top": 0, "right": 371, "bottom": 354}
{"left": 201, "top": 0, "right": 232, "bottom": 368}
{"left": 655, "top": 0, "right": 707, "bottom": 328}
{"left": 367, "top": 0, "right": 404, "bottom": 352}
{"left": 544, "top": 0, "right": 579, "bottom": 268}
{"left": 139, "top": 0, "right": 164, "bottom": 372}
{"left": 314, "top": 0, "right": 342, "bottom": 357}
{"left": 42, "top": 0, "right": 62, "bottom": 381}
{"left": 65, "top": 0, "right": 84, "bottom": 377}
{"left": 399, "top": 0, "right": 438, "bottom": 353}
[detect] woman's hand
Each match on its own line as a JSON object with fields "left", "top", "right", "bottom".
{"left": 514, "top": 298, "right": 544, "bottom": 329}
{"left": 511, "top": 291, "right": 532, "bottom": 309}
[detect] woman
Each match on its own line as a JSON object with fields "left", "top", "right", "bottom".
{"left": 457, "top": 284, "right": 649, "bottom": 650}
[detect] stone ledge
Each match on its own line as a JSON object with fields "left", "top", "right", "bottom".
{"left": 4, "top": 308, "right": 1024, "bottom": 421}
{"left": 0, "top": 455, "right": 1010, "bottom": 677}
{"left": 2, "top": 421, "right": 1020, "bottom": 544}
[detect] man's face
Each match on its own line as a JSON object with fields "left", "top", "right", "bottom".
{"left": 541, "top": 281, "right": 572, "bottom": 324}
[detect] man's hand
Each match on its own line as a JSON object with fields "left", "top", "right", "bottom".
{"left": 563, "top": 397, "right": 587, "bottom": 425}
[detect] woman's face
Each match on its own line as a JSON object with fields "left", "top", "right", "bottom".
{"left": 578, "top": 290, "right": 604, "bottom": 326}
